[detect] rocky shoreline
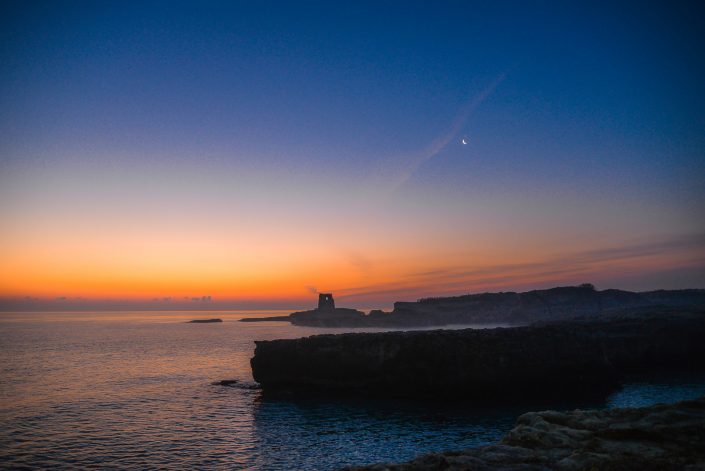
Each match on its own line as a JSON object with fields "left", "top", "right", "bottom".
{"left": 250, "top": 308, "right": 705, "bottom": 399}
{"left": 343, "top": 396, "right": 705, "bottom": 470}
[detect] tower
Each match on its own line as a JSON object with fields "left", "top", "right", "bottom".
{"left": 317, "top": 293, "right": 335, "bottom": 310}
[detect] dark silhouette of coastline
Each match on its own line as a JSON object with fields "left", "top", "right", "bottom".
{"left": 240, "top": 285, "right": 705, "bottom": 327}
{"left": 250, "top": 307, "right": 705, "bottom": 399}
{"left": 248, "top": 287, "right": 705, "bottom": 468}
{"left": 239, "top": 316, "right": 290, "bottom": 322}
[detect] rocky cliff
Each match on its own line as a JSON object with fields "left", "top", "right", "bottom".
{"left": 250, "top": 308, "right": 705, "bottom": 398}
{"left": 380, "top": 286, "right": 705, "bottom": 327}
{"left": 344, "top": 396, "right": 705, "bottom": 470}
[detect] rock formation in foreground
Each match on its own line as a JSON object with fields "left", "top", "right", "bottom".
{"left": 250, "top": 308, "right": 705, "bottom": 399}
{"left": 241, "top": 285, "right": 705, "bottom": 327}
{"left": 343, "top": 396, "right": 705, "bottom": 471}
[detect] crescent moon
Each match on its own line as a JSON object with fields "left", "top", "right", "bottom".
{"left": 461, "top": 138, "right": 468, "bottom": 145}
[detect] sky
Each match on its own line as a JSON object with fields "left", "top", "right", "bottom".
{"left": 1, "top": 1, "right": 704, "bottom": 310}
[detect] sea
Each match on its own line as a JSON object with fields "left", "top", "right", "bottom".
{"left": 1, "top": 310, "right": 704, "bottom": 470}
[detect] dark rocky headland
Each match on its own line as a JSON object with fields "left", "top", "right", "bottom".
{"left": 186, "top": 318, "right": 223, "bottom": 323}
{"left": 241, "top": 285, "right": 705, "bottom": 327}
{"left": 343, "top": 396, "right": 705, "bottom": 471}
{"left": 249, "top": 288, "right": 705, "bottom": 468}
{"left": 250, "top": 308, "right": 705, "bottom": 399}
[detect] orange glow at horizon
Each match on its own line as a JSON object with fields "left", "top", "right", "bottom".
{"left": 2, "top": 224, "right": 702, "bottom": 305}
{"left": 2, "top": 1, "right": 705, "bottom": 311}
{"left": 1, "top": 162, "right": 704, "bottom": 308}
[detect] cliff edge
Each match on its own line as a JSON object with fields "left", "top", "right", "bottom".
{"left": 251, "top": 308, "right": 705, "bottom": 399}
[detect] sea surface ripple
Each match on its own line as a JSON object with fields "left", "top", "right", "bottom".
{"left": 1, "top": 311, "right": 704, "bottom": 470}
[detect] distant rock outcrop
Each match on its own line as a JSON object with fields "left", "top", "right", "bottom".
{"left": 344, "top": 395, "right": 705, "bottom": 470}
{"left": 187, "top": 318, "right": 223, "bottom": 323}
{"left": 239, "top": 316, "right": 290, "bottom": 322}
{"left": 240, "top": 293, "right": 367, "bottom": 325}
{"left": 240, "top": 308, "right": 366, "bottom": 325}
{"left": 250, "top": 308, "right": 705, "bottom": 398}
{"left": 289, "top": 307, "right": 366, "bottom": 327}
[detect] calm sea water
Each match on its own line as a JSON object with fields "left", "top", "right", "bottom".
{"left": 1, "top": 311, "right": 704, "bottom": 470}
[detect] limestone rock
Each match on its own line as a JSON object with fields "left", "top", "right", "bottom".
{"left": 343, "top": 396, "right": 705, "bottom": 470}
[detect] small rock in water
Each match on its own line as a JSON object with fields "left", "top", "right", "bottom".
{"left": 213, "top": 379, "right": 239, "bottom": 386}
{"left": 211, "top": 379, "right": 262, "bottom": 389}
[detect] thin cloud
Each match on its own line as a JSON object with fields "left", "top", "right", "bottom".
{"left": 343, "top": 249, "right": 373, "bottom": 275}
{"left": 335, "top": 234, "right": 705, "bottom": 302}
{"left": 573, "top": 234, "right": 705, "bottom": 264}
{"left": 305, "top": 285, "right": 319, "bottom": 295}
{"left": 376, "top": 73, "right": 507, "bottom": 192}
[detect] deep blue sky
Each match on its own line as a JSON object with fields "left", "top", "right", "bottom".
{"left": 4, "top": 1, "right": 703, "bottom": 168}
{"left": 1, "top": 1, "right": 704, "bottom": 308}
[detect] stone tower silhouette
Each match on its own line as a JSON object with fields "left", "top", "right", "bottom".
{"left": 318, "top": 293, "right": 335, "bottom": 310}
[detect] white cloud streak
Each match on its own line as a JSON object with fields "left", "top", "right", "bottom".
{"left": 385, "top": 73, "right": 507, "bottom": 192}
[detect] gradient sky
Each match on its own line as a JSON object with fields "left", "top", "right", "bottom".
{"left": 1, "top": 1, "right": 704, "bottom": 310}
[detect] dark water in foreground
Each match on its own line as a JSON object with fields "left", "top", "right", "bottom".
{"left": 1, "top": 311, "right": 704, "bottom": 470}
